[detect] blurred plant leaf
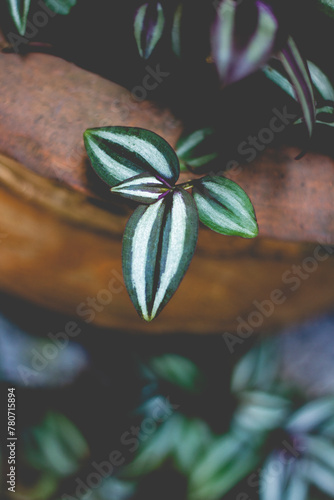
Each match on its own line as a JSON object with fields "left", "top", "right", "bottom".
{"left": 173, "top": 418, "right": 213, "bottom": 474}
{"left": 286, "top": 397, "right": 334, "bottom": 434}
{"left": 260, "top": 452, "right": 290, "bottom": 500}
{"left": 284, "top": 468, "right": 309, "bottom": 500}
{"left": 302, "top": 458, "right": 334, "bottom": 497}
{"left": 44, "top": 0, "right": 77, "bottom": 15}
{"left": 171, "top": 4, "right": 183, "bottom": 58}
{"left": 315, "top": 0, "right": 334, "bottom": 18}
{"left": 189, "top": 435, "right": 260, "bottom": 500}
{"left": 88, "top": 478, "right": 137, "bottom": 500}
{"left": 7, "top": 0, "right": 31, "bottom": 35}
{"left": 23, "top": 412, "right": 89, "bottom": 477}
{"left": 211, "top": 0, "right": 278, "bottom": 86}
{"left": 149, "top": 354, "right": 204, "bottom": 393}
{"left": 84, "top": 127, "right": 180, "bottom": 188}
{"left": 176, "top": 128, "right": 218, "bottom": 172}
{"left": 193, "top": 175, "right": 258, "bottom": 238}
{"left": 122, "top": 189, "right": 198, "bottom": 321}
{"left": 110, "top": 173, "right": 171, "bottom": 204}
{"left": 277, "top": 36, "right": 316, "bottom": 139}
{"left": 231, "top": 339, "right": 281, "bottom": 393}
{"left": 134, "top": 2, "right": 165, "bottom": 59}
{"left": 305, "top": 435, "right": 334, "bottom": 471}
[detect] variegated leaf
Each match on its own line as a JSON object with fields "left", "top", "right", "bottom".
{"left": 122, "top": 188, "right": 198, "bottom": 321}
{"left": 277, "top": 36, "right": 316, "bottom": 138}
{"left": 111, "top": 173, "right": 170, "bottom": 204}
{"left": 7, "top": 0, "right": 31, "bottom": 35}
{"left": 84, "top": 127, "right": 180, "bottom": 187}
{"left": 134, "top": 2, "right": 165, "bottom": 59}
{"left": 193, "top": 176, "right": 258, "bottom": 238}
{"left": 176, "top": 128, "right": 218, "bottom": 171}
{"left": 211, "top": 0, "right": 278, "bottom": 86}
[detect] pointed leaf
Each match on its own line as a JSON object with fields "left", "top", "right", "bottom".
{"left": 172, "top": 4, "right": 183, "bottom": 58}
{"left": 193, "top": 175, "right": 258, "bottom": 238}
{"left": 44, "top": 0, "right": 76, "bottom": 15}
{"left": 111, "top": 173, "right": 170, "bottom": 204}
{"left": 211, "top": 0, "right": 278, "bottom": 86}
{"left": 84, "top": 127, "right": 180, "bottom": 187}
{"left": 260, "top": 453, "right": 289, "bottom": 500}
{"left": 7, "top": 0, "right": 31, "bottom": 35}
{"left": 134, "top": 2, "right": 165, "bottom": 59}
{"left": 176, "top": 128, "right": 219, "bottom": 171}
{"left": 122, "top": 188, "right": 198, "bottom": 321}
{"left": 286, "top": 397, "right": 334, "bottom": 433}
{"left": 277, "top": 36, "right": 316, "bottom": 138}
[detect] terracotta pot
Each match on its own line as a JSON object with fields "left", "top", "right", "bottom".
{"left": 0, "top": 51, "right": 333, "bottom": 334}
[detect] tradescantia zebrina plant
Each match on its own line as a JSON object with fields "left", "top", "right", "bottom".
{"left": 84, "top": 126, "right": 258, "bottom": 321}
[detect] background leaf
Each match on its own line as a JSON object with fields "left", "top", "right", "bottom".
{"left": 134, "top": 2, "right": 165, "bottom": 59}
{"left": 44, "top": 0, "right": 77, "bottom": 15}
{"left": 7, "top": 0, "right": 31, "bottom": 35}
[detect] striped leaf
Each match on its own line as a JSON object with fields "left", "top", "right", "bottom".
{"left": 44, "top": 0, "right": 77, "bottom": 15}
{"left": 111, "top": 173, "right": 170, "bottom": 204}
{"left": 176, "top": 128, "right": 218, "bottom": 171}
{"left": 193, "top": 176, "right": 258, "bottom": 238}
{"left": 84, "top": 127, "right": 180, "bottom": 188}
{"left": 277, "top": 36, "right": 316, "bottom": 138}
{"left": 134, "top": 2, "right": 165, "bottom": 59}
{"left": 7, "top": 0, "right": 31, "bottom": 35}
{"left": 122, "top": 188, "right": 198, "bottom": 321}
{"left": 211, "top": 0, "right": 278, "bottom": 86}
{"left": 264, "top": 60, "right": 334, "bottom": 103}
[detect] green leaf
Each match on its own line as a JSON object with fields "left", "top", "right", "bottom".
{"left": 122, "top": 188, "right": 198, "bottom": 321}
{"left": 173, "top": 418, "right": 213, "bottom": 474}
{"left": 189, "top": 435, "right": 260, "bottom": 500}
{"left": 171, "top": 4, "right": 183, "bottom": 58}
{"left": 84, "top": 127, "right": 180, "bottom": 188}
{"left": 134, "top": 2, "right": 165, "bottom": 59}
{"left": 287, "top": 398, "right": 334, "bottom": 434}
{"left": 176, "top": 128, "right": 219, "bottom": 171}
{"left": 277, "top": 36, "right": 316, "bottom": 139}
{"left": 149, "top": 354, "right": 203, "bottom": 392}
{"left": 316, "top": 0, "right": 334, "bottom": 18}
{"left": 305, "top": 435, "right": 334, "bottom": 471}
{"left": 111, "top": 173, "right": 170, "bottom": 204}
{"left": 284, "top": 468, "right": 309, "bottom": 500}
{"left": 44, "top": 0, "right": 76, "bottom": 15}
{"left": 193, "top": 175, "right": 258, "bottom": 238}
{"left": 260, "top": 452, "right": 289, "bottom": 500}
{"left": 302, "top": 458, "right": 334, "bottom": 497}
{"left": 264, "top": 60, "right": 334, "bottom": 103}
{"left": 7, "top": 0, "right": 31, "bottom": 35}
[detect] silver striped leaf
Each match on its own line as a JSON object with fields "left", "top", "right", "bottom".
{"left": 122, "top": 188, "right": 198, "bottom": 321}
{"left": 7, "top": 0, "right": 31, "bottom": 35}
{"left": 277, "top": 36, "right": 316, "bottom": 139}
{"left": 134, "top": 2, "right": 165, "bottom": 59}
{"left": 111, "top": 173, "right": 171, "bottom": 204}
{"left": 193, "top": 176, "right": 258, "bottom": 238}
{"left": 84, "top": 126, "right": 180, "bottom": 188}
{"left": 211, "top": 0, "right": 279, "bottom": 86}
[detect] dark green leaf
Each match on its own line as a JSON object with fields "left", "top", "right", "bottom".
{"left": 84, "top": 127, "right": 180, "bottom": 187}
{"left": 122, "top": 188, "right": 198, "bottom": 321}
{"left": 193, "top": 176, "right": 258, "bottom": 238}
{"left": 176, "top": 128, "right": 218, "bottom": 171}
{"left": 316, "top": 0, "right": 334, "bottom": 18}
{"left": 134, "top": 2, "right": 165, "bottom": 59}
{"left": 111, "top": 173, "right": 170, "bottom": 204}
{"left": 149, "top": 354, "right": 203, "bottom": 392}
{"left": 7, "top": 0, "right": 31, "bottom": 35}
{"left": 44, "top": 0, "right": 76, "bottom": 15}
